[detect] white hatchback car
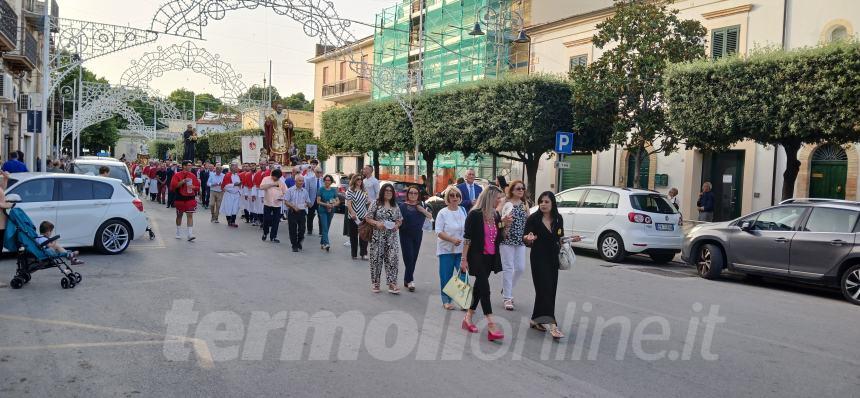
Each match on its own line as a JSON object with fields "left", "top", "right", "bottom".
{"left": 548, "top": 186, "right": 683, "bottom": 263}
{"left": 68, "top": 157, "right": 134, "bottom": 192}
{"left": 4, "top": 173, "right": 150, "bottom": 254}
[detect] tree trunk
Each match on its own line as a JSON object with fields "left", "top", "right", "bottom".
{"left": 423, "top": 152, "right": 436, "bottom": 195}
{"left": 372, "top": 152, "right": 380, "bottom": 179}
{"left": 525, "top": 154, "right": 540, "bottom": 200}
{"left": 632, "top": 146, "right": 644, "bottom": 189}
{"left": 781, "top": 141, "right": 802, "bottom": 201}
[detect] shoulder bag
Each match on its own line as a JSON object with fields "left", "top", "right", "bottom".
{"left": 358, "top": 205, "right": 377, "bottom": 242}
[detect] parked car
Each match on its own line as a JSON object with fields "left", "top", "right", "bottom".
{"left": 682, "top": 199, "right": 860, "bottom": 305}
{"left": 68, "top": 157, "right": 134, "bottom": 193}
{"left": 4, "top": 173, "right": 151, "bottom": 254}
{"left": 536, "top": 186, "right": 682, "bottom": 263}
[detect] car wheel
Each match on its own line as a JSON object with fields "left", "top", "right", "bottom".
{"left": 598, "top": 232, "right": 626, "bottom": 262}
{"left": 840, "top": 264, "right": 860, "bottom": 305}
{"left": 649, "top": 250, "right": 676, "bottom": 264}
{"left": 95, "top": 220, "right": 131, "bottom": 255}
{"left": 696, "top": 243, "right": 724, "bottom": 279}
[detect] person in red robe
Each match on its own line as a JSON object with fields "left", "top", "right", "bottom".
{"left": 170, "top": 160, "right": 201, "bottom": 241}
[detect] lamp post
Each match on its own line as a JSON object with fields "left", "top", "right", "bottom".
{"left": 467, "top": 0, "right": 530, "bottom": 178}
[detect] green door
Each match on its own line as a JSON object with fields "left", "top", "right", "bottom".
{"left": 560, "top": 154, "right": 592, "bottom": 191}
{"left": 810, "top": 162, "right": 847, "bottom": 199}
{"left": 626, "top": 152, "right": 649, "bottom": 188}
{"left": 810, "top": 144, "right": 848, "bottom": 200}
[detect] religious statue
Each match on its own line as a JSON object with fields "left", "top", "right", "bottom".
{"left": 263, "top": 104, "right": 294, "bottom": 165}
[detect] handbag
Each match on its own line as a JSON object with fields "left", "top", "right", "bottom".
{"left": 442, "top": 268, "right": 473, "bottom": 309}
{"left": 358, "top": 206, "right": 378, "bottom": 242}
{"left": 558, "top": 241, "right": 576, "bottom": 271}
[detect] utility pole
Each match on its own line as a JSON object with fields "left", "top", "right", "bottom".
{"left": 268, "top": 60, "right": 272, "bottom": 108}
{"left": 39, "top": 0, "right": 50, "bottom": 171}
{"left": 75, "top": 66, "right": 82, "bottom": 157}
{"left": 191, "top": 91, "right": 196, "bottom": 128}
{"left": 414, "top": 0, "right": 424, "bottom": 184}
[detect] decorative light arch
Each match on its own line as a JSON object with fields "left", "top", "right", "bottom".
{"left": 119, "top": 41, "right": 249, "bottom": 104}
{"left": 149, "top": 0, "right": 418, "bottom": 119}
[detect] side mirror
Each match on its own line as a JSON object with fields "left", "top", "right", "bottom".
{"left": 740, "top": 221, "right": 752, "bottom": 231}
{"left": 5, "top": 193, "right": 21, "bottom": 203}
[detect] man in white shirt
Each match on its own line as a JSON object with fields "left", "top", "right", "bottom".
{"left": 363, "top": 165, "right": 380, "bottom": 202}
{"left": 285, "top": 175, "right": 313, "bottom": 252}
{"left": 207, "top": 163, "right": 225, "bottom": 223}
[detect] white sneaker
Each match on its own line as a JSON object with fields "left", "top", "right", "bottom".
{"left": 343, "top": 241, "right": 351, "bottom": 247}
{"left": 175, "top": 234, "right": 181, "bottom": 239}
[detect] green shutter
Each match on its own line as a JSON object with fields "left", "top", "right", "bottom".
{"left": 568, "top": 55, "right": 588, "bottom": 72}
{"left": 712, "top": 26, "right": 740, "bottom": 59}
{"left": 560, "top": 154, "right": 592, "bottom": 190}
{"left": 711, "top": 28, "right": 726, "bottom": 59}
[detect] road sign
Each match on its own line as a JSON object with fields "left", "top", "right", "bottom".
{"left": 26, "top": 110, "right": 42, "bottom": 133}
{"left": 555, "top": 161, "right": 570, "bottom": 169}
{"left": 555, "top": 131, "right": 574, "bottom": 154}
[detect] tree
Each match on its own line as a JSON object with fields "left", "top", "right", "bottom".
{"left": 665, "top": 40, "right": 860, "bottom": 200}
{"left": 281, "top": 92, "right": 314, "bottom": 111}
{"left": 239, "top": 86, "right": 281, "bottom": 104}
{"left": 167, "top": 89, "right": 223, "bottom": 120}
{"left": 587, "top": 0, "right": 706, "bottom": 188}
{"left": 56, "top": 66, "right": 121, "bottom": 155}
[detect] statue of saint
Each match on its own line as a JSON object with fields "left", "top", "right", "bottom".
{"left": 263, "top": 104, "right": 294, "bottom": 165}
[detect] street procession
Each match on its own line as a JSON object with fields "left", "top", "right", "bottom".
{"left": 0, "top": 0, "right": 859, "bottom": 397}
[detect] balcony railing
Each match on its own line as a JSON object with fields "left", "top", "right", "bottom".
{"left": 5, "top": 28, "right": 39, "bottom": 71}
{"left": 322, "top": 78, "right": 372, "bottom": 100}
{"left": 23, "top": 0, "right": 59, "bottom": 28}
{"left": 0, "top": 0, "right": 18, "bottom": 52}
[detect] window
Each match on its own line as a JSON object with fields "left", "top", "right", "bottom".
{"left": 830, "top": 25, "right": 848, "bottom": 42}
{"left": 93, "top": 182, "right": 114, "bottom": 199}
{"left": 322, "top": 66, "right": 329, "bottom": 84}
{"left": 10, "top": 179, "right": 55, "bottom": 202}
{"left": 582, "top": 189, "right": 613, "bottom": 208}
{"left": 59, "top": 180, "right": 94, "bottom": 201}
{"left": 606, "top": 193, "right": 620, "bottom": 209}
{"left": 803, "top": 208, "right": 859, "bottom": 233}
{"left": 339, "top": 61, "right": 347, "bottom": 80}
{"left": 630, "top": 194, "right": 677, "bottom": 214}
{"left": 711, "top": 26, "right": 740, "bottom": 59}
{"left": 335, "top": 156, "right": 343, "bottom": 173}
{"left": 569, "top": 54, "right": 588, "bottom": 72}
{"left": 751, "top": 207, "right": 806, "bottom": 231}
{"left": 71, "top": 163, "right": 130, "bottom": 185}
{"left": 557, "top": 189, "right": 585, "bottom": 208}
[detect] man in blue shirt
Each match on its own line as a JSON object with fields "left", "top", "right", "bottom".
{"left": 697, "top": 182, "right": 715, "bottom": 222}
{"left": 2, "top": 152, "right": 28, "bottom": 173}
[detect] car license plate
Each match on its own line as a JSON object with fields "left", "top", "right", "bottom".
{"left": 656, "top": 223, "right": 674, "bottom": 231}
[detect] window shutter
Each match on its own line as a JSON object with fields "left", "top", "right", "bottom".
{"left": 725, "top": 26, "right": 740, "bottom": 56}
{"left": 711, "top": 28, "right": 726, "bottom": 59}
{"left": 568, "top": 54, "right": 588, "bottom": 72}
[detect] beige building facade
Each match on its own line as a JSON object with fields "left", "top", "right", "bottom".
{"left": 308, "top": 37, "right": 373, "bottom": 175}
{"left": 528, "top": 0, "right": 860, "bottom": 221}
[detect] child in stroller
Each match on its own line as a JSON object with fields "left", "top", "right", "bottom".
{"left": 37, "top": 221, "right": 84, "bottom": 265}
{"left": 6, "top": 206, "right": 83, "bottom": 290}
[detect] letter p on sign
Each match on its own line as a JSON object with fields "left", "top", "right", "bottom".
{"left": 555, "top": 132, "right": 574, "bottom": 154}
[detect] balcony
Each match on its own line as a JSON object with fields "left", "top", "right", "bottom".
{"left": 0, "top": 0, "right": 18, "bottom": 52}
{"left": 23, "top": 0, "right": 59, "bottom": 29}
{"left": 322, "top": 78, "right": 371, "bottom": 101}
{"left": 5, "top": 28, "right": 39, "bottom": 71}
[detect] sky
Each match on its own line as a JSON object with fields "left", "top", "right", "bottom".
{"left": 62, "top": 0, "right": 394, "bottom": 101}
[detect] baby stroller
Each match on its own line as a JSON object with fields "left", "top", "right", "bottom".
{"left": 5, "top": 206, "right": 82, "bottom": 290}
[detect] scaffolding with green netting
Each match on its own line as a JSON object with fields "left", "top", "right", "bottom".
{"left": 372, "top": 0, "right": 516, "bottom": 181}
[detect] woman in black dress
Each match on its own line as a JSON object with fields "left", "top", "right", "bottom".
{"left": 461, "top": 186, "right": 508, "bottom": 341}
{"left": 524, "top": 191, "right": 580, "bottom": 340}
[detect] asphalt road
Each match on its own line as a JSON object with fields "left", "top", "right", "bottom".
{"left": 1, "top": 202, "right": 858, "bottom": 397}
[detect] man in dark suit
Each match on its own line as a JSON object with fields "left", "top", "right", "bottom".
{"left": 198, "top": 162, "right": 211, "bottom": 209}
{"left": 165, "top": 162, "right": 177, "bottom": 208}
{"left": 457, "top": 169, "right": 483, "bottom": 211}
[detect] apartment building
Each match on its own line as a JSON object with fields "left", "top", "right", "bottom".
{"left": 0, "top": 0, "right": 55, "bottom": 168}
{"left": 528, "top": 0, "right": 859, "bottom": 221}
{"left": 309, "top": 37, "right": 374, "bottom": 174}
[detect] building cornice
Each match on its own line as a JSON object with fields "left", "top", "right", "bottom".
{"left": 702, "top": 4, "right": 753, "bottom": 20}
{"left": 307, "top": 35, "right": 374, "bottom": 64}
{"left": 563, "top": 37, "right": 592, "bottom": 48}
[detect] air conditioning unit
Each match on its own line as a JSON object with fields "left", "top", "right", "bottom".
{"left": 0, "top": 74, "right": 17, "bottom": 104}
{"left": 17, "top": 94, "right": 31, "bottom": 112}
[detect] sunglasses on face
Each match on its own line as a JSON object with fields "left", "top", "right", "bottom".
{"left": 513, "top": 187, "right": 525, "bottom": 191}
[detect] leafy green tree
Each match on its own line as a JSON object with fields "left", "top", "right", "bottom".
{"left": 666, "top": 40, "right": 860, "bottom": 200}
{"left": 167, "top": 89, "right": 223, "bottom": 120}
{"left": 239, "top": 86, "right": 281, "bottom": 104}
{"left": 281, "top": 92, "right": 314, "bottom": 112}
{"left": 587, "top": 0, "right": 707, "bottom": 188}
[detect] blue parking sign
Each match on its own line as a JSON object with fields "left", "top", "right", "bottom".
{"left": 555, "top": 131, "right": 574, "bottom": 154}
